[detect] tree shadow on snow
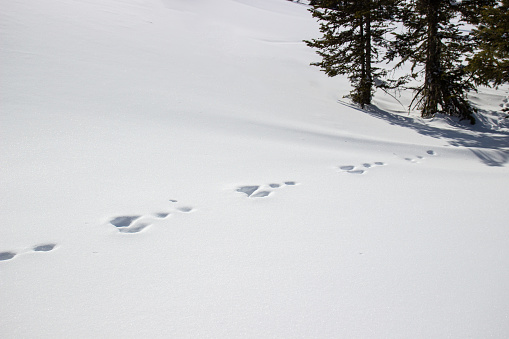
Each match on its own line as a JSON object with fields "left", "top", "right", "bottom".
{"left": 340, "top": 101, "right": 509, "bottom": 167}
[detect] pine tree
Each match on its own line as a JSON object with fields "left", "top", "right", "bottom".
{"left": 305, "top": 0, "right": 397, "bottom": 108}
{"left": 388, "top": 0, "right": 494, "bottom": 124}
{"left": 467, "top": 0, "right": 509, "bottom": 88}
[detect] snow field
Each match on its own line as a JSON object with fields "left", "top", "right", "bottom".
{"left": 1, "top": 0, "right": 509, "bottom": 337}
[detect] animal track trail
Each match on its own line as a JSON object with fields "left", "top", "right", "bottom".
{"left": 0, "top": 243, "right": 58, "bottom": 262}
{"left": 108, "top": 199, "right": 195, "bottom": 234}
{"left": 338, "top": 161, "right": 386, "bottom": 175}
{"left": 236, "top": 181, "right": 298, "bottom": 199}
{"left": 338, "top": 151, "right": 436, "bottom": 175}
{"left": 400, "top": 149, "right": 437, "bottom": 163}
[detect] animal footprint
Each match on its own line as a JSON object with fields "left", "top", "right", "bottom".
{"left": 338, "top": 162, "right": 386, "bottom": 174}
{"left": 108, "top": 200, "right": 194, "bottom": 234}
{"left": 154, "top": 212, "right": 170, "bottom": 218}
{"left": 236, "top": 186, "right": 259, "bottom": 197}
{"left": 251, "top": 190, "right": 271, "bottom": 198}
{"left": 236, "top": 181, "right": 298, "bottom": 198}
{"left": 400, "top": 150, "right": 437, "bottom": 163}
{"left": 0, "top": 243, "right": 57, "bottom": 262}
{"left": 33, "top": 244, "right": 57, "bottom": 252}
{"left": 0, "top": 251, "right": 16, "bottom": 261}
{"left": 108, "top": 215, "right": 152, "bottom": 234}
{"left": 110, "top": 216, "right": 141, "bottom": 227}
{"left": 118, "top": 222, "right": 151, "bottom": 234}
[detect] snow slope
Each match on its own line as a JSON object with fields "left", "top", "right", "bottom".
{"left": 1, "top": 0, "right": 508, "bottom": 337}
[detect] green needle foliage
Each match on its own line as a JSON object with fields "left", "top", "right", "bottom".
{"left": 386, "top": 0, "right": 498, "bottom": 124}
{"left": 305, "top": 0, "right": 507, "bottom": 124}
{"left": 305, "top": 0, "right": 398, "bottom": 108}
{"left": 467, "top": 0, "right": 509, "bottom": 89}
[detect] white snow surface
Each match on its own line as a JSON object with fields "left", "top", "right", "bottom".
{"left": 1, "top": 0, "right": 509, "bottom": 337}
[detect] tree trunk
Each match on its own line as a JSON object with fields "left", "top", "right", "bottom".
{"left": 357, "top": 0, "right": 372, "bottom": 108}
{"left": 364, "top": 2, "right": 372, "bottom": 105}
{"left": 359, "top": 14, "right": 367, "bottom": 108}
{"left": 422, "top": 0, "right": 441, "bottom": 117}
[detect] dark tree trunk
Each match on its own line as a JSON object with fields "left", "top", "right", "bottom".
{"left": 359, "top": 15, "right": 367, "bottom": 108}
{"left": 422, "top": 0, "right": 441, "bottom": 117}
{"left": 364, "top": 4, "right": 373, "bottom": 105}
{"left": 358, "top": 0, "right": 372, "bottom": 108}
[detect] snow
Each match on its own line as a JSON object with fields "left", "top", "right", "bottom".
{"left": 1, "top": 0, "right": 509, "bottom": 337}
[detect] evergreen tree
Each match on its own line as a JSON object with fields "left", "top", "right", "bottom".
{"left": 305, "top": 0, "right": 397, "bottom": 108}
{"left": 467, "top": 0, "right": 509, "bottom": 88}
{"left": 388, "top": 0, "right": 494, "bottom": 124}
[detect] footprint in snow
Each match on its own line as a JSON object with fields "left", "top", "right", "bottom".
{"left": 110, "top": 216, "right": 141, "bottom": 227}
{"left": 0, "top": 243, "right": 58, "bottom": 262}
{"left": 33, "top": 244, "right": 57, "bottom": 252}
{"left": 400, "top": 150, "right": 437, "bottom": 163}
{"left": 118, "top": 222, "right": 151, "bottom": 234}
{"left": 236, "top": 181, "right": 297, "bottom": 199}
{"left": 108, "top": 199, "right": 194, "bottom": 234}
{"left": 0, "top": 252, "right": 16, "bottom": 261}
{"left": 338, "top": 162, "right": 386, "bottom": 174}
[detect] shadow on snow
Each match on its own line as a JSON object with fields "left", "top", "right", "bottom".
{"left": 341, "top": 101, "right": 509, "bottom": 167}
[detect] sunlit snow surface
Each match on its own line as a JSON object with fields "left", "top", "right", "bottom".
{"left": 1, "top": 0, "right": 509, "bottom": 337}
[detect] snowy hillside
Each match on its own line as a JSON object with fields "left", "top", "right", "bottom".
{"left": 1, "top": 0, "right": 509, "bottom": 337}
